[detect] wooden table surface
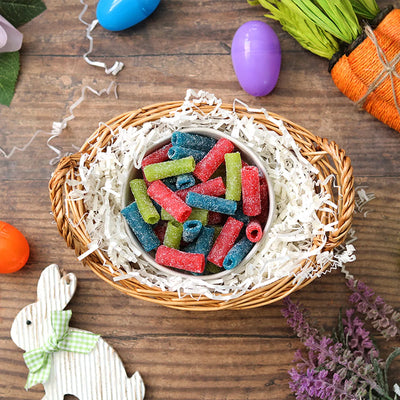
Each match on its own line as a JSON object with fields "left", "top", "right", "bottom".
{"left": 1, "top": 0, "right": 399, "bottom": 399}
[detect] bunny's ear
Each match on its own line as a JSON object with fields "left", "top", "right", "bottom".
{"left": 37, "top": 264, "right": 77, "bottom": 310}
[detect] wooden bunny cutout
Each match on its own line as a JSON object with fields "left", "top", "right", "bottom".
{"left": 10, "top": 264, "right": 145, "bottom": 400}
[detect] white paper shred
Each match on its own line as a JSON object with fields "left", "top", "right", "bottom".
{"left": 79, "top": 0, "right": 124, "bottom": 75}
{"left": 68, "top": 90, "right": 356, "bottom": 300}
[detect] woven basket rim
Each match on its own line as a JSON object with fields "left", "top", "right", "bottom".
{"left": 48, "top": 100, "right": 355, "bottom": 311}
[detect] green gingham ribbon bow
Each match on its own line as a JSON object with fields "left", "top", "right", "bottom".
{"left": 23, "top": 310, "right": 99, "bottom": 389}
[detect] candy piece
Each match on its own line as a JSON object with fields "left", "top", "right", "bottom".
{"left": 223, "top": 237, "right": 254, "bottom": 270}
{"left": 141, "top": 143, "right": 173, "bottom": 168}
{"left": 163, "top": 220, "right": 183, "bottom": 249}
{"left": 153, "top": 221, "right": 167, "bottom": 243}
{"left": 246, "top": 219, "right": 263, "bottom": 243}
{"left": 161, "top": 207, "right": 209, "bottom": 225}
{"left": 207, "top": 211, "right": 223, "bottom": 225}
{"left": 188, "top": 208, "right": 209, "bottom": 226}
{"left": 193, "top": 138, "right": 235, "bottom": 182}
{"left": 171, "top": 131, "right": 216, "bottom": 152}
{"left": 162, "top": 176, "right": 178, "bottom": 191}
{"left": 175, "top": 177, "right": 226, "bottom": 201}
{"left": 225, "top": 152, "right": 242, "bottom": 201}
{"left": 168, "top": 146, "right": 207, "bottom": 163}
{"left": 207, "top": 217, "right": 243, "bottom": 267}
{"left": 205, "top": 262, "right": 221, "bottom": 274}
{"left": 182, "top": 220, "right": 203, "bottom": 242}
{"left": 259, "top": 178, "right": 270, "bottom": 224}
{"left": 121, "top": 202, "right": 160, "bottom": 252}
{"left": 155, "top": 245, "right": 205, "bottom": 273}
{"left": 147, "top": 180, "right": 192, "bottom": 223}
{"left": 233, "top": 201, "right": 250, "bottom": 225}
{"left": 176, "top": 173, "right": 195, "bottom": 190}
{"left": 241, "top": 166, "right": 261, "bottom": 216}
{"left": 129, "top": 179, "right": 160, "bottom": 225}
{"left": 193, "top": 226, "right": 215, "bottom": 258}
{"left": 143, "top": 156, "right": 195, "bottom": 182}
{"left": 186, "top": 192, "right": 237, "bottom": 215}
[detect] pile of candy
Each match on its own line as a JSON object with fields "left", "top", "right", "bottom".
{"left": 121, "top": 131, "right": 269, "bottom": 275}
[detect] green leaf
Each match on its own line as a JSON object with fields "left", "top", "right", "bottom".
{"left": 385, "top": 348, "right": 400, "bottom": 388}
{"left": 0, "top": 51, "right": 20, "bottom": 106}
{"left": 0, "top": 0, "right": 46, "bottom": 28}
{"left": 350, "top": 0, "right": 380, "bottom": 20}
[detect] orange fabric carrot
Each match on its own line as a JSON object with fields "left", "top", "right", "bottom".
{"left": 331, "top": 8, "right": 400, "bottom": 131}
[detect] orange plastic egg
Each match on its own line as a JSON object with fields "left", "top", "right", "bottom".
{"left": 0, "top": 221, "right": 30, "bottom": 273}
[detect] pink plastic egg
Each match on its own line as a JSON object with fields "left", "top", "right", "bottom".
{"left": 231, "top": 20, "right": 281, "bottom": 97}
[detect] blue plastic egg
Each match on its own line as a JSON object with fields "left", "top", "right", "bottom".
{"left": 231, "top": 20, "right": 281, "bottom": 97}
{"left": 96, "top": 0, "right": 161, "bottom": 31}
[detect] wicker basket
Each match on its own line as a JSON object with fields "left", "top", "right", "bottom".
{"left": 49, "top": 101, "right": 355, "bottom": 311}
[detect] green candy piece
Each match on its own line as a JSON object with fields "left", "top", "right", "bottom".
{"left": 188, "top": 208, "right": 209, "bottom": 226}
{"left": 161, "top": 207, "right": 208, "bottom": 226}
{"left": 130, "top": 179, "right": 160, "bottom": 225}
{"left": 143, "top": 156, "right": 196, "bottom": 182}
{"left": 161, "top": 207, "right": 175, "bottom": 221}
{"left": 225, "top": 152, "right": 242, "bottom": 201}
{"left": 163, "top": 220, "right": 183, "bottom": 249}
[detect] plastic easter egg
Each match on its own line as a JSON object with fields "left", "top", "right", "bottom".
{"left": 96, "top": 0, "right": 161, "bottom": 31}
{"left": 0, "top": 221, "right": 29, "bottom": 273}
{"left": 231, "top": 20, "right": 281, "bottom": 97}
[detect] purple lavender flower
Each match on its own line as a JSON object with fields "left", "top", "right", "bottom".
{"left": 342, "top": 308, "right": 380, "bottom": 362}
{"left": 282, "top": 297, "right": 320, "bottom": 341}
{"left": 346, "top": 279, "right": 400, "bottom": 339}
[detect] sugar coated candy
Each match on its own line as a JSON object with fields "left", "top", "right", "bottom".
{"left": 143, "top": 156, "right": 195, "bottom": 182}
{"left": 207, "top": 217, "right": 243, "bottom": 267}
{"left": 241, "top": 166, "right": 262, "bottom": 216}
{"left": 186, "top": 192, "right": 237, "bottom": 215}
{"left": 155, "top": 245, "right": 205, "bottom": 273}
{"left": 171, "top": 131, "right": 217, "bottom": 152}
{"left": 194, "top": 138, "right": 235, "bottom": 182}
{"left": 121, "top": 202, "right": 160, "bottom": 252}
{"left": 223, "top": 237, "right": 254, "bottom": 270}
{"left": 147, "top": 180, "right": 192, "bottom": 223}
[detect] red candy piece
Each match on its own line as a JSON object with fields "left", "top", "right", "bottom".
{"left": 147, "top": 180, "right": 192, "bottom": 223}
{"left": 175, "top": 177, "right": 226, "bottom": 201}
{"left": 207, "top": 211, "right": 223, "bottom": 225}
{"left": 259, "top": 178, "right": 270, "bottom": 224}
{"left": 207, "top": 217, "right": 243, "bottom": 267}
{"left": 193, "top": 138, "right": 235, "bottom": 182}
{"left": 155, "top": 245, "right": 205, "bottom": 273}
{"left": 241, "top": 166, "right": 261, "bottom": 216}
{"left": 141, "top": 143, "right": 173, "bottom": 167}
{"left": 246, "top": 219, "right": 263, "bottom": 243}
{"left": 153, "top": 222, "right": 167, "bottom": 242}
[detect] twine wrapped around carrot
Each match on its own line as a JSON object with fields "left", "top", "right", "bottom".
{"left": 330, "top": 8, "right": 400, "bottom": 132}
{"left": 249, "top": 0, "right": 400, "bottom": 132}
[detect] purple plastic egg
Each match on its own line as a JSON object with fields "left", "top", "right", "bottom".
{"left": 231, "top": 20, "right": 281, "bottom": 97}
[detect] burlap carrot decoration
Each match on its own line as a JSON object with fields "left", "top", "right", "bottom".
{"left": 249, "top": 1, "right": 400, "bottom": 132}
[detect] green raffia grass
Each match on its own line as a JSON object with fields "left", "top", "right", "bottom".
{"left": 249, "top": 0, "right": 380, "bottom": 59}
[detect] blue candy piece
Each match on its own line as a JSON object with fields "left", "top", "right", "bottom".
{"left": 193, "top": 226, "right": 215, "bottom": 258}
{"left": 168, "top": 146, "right": 207, "bottom": 163}
{"left": 162, "top": 176, "right": 178, "bottom": 191}
{"left": 121, "top": 202, "right": 160, "bottom": 252}
{"left": 223, "top": 237, "right": 254, "bottom": 270}
{"left": 233, "top": 201, "right": 250, "bottom": 225}
{"left": 182, "top": 220, "right": 203, "bottom": 242}
{"left": 171, "top": 131, "right": 217, "bottom": 152}
{"left": 186, "top": 192, "right": 237, "bottom": 215}
{"left": 176, "top": 173, "right": 196, "bottom": 190}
